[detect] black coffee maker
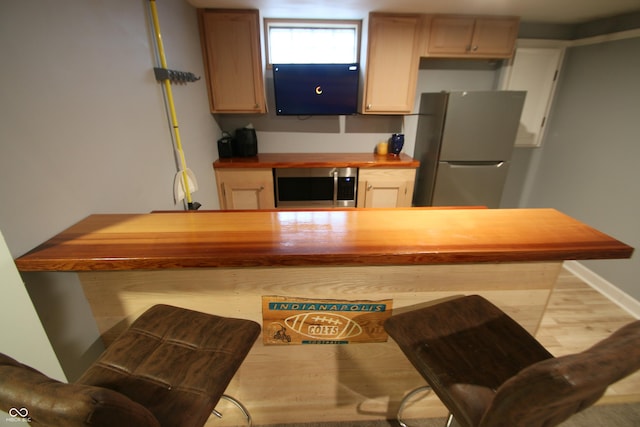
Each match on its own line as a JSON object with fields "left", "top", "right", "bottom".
{"left": 233, "top": 127, "right": 258, "bottom": 157}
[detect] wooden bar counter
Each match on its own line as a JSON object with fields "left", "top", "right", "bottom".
{"left": 14, "top": 208, "right": 633, "bottom": 425}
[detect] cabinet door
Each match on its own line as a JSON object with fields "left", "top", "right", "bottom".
{"left": 222, "top": 182, "right": 273, "bottom": 210}
{"left": 199, "top": 10, "right": 266, "bottom": 113}
{"left": 427, "top": 16, "right": 518, "bottom": 59}
{"left": 428, "top": 16, "right": 475, "bottom": 55}
{"left": 215, "top": 169, "right": 275, "bottom": 210}
{"left": 361, "top": 180, "right": 410, "bottom": 208}
{"left": 500, "top": 43, "right": 565, "bottom": 147}
{"left": 357, "top": 168, "right": 416, "bottom": 207}
{"left": 362, "top": 14, "right": 421, "bottom": 114}
{"left": 470, "top": 18, "right": 519, "bottom": 57}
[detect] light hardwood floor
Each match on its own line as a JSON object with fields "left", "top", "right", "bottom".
{"left": 535, "top": 267, "right": 640, "bottom": 404}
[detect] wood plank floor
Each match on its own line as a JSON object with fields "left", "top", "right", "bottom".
{"left": 535, "top": 267, "right": 640, "bottom": 404}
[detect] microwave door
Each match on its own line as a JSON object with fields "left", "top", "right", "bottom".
{"left": 431, "top": 161, "right": 510, "bottom": 208}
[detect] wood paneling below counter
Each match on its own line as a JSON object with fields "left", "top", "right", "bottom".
{"left": 78, "top": 261, "right": 562, "bottom": 425}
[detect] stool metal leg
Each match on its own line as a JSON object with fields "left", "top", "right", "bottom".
{"left": 397, "top": 385, "right": 431, "bottom": 427}
{"left": 212, "top": 394, "right": 253, "bottom": 427}
{"left": 445, "top": 413, "right": 454, "bottom": 427}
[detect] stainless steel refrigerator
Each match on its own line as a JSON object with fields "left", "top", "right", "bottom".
{"left": 412, "top": 91, "right": 526, "bottom": 208}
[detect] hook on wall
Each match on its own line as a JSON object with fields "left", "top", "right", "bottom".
{"left": 154, "top": 67, "right": 201, "bottom": 84}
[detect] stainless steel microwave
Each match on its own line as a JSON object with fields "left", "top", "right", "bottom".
{"left": 274, "top": 167, "right": 358, "bottom": 208}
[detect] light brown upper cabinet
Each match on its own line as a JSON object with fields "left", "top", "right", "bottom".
{"left": 198, "top": 9, "right": 266, "bottom": 114}
{"left": 426, "top": 16, "right": 519, "bottom": 59}
{"left": 362, "top": 13, "right": 422, "bottom": 115}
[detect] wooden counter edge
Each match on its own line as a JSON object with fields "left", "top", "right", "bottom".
{"left": 14, "top": 244, "right": 634, "bottom": 272}
{"left": 213, "top": 152, "right": 420, "bottom": 169}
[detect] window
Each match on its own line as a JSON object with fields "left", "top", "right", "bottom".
{"left": 264, "top": 19, "right": 361, "bottom": 66}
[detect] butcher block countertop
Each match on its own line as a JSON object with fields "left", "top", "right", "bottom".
{"left": 14, "top": 208, "right": 633, "bottom": 272}
{"left": 213, "top": 152, "right": 419, "bottom": 168}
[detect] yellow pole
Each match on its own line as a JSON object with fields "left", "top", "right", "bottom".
{"left": 149, "top": 0, "right": 192, "bottom": 205}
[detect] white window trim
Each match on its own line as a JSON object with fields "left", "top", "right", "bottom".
{"left": 264, "top": 18, "right": 362, "bottom": 68}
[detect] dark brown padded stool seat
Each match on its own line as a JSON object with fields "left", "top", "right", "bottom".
{"left": 384, "top": 295, "right": 640, "bottom": 427}
{"left": 0, "top": 304, "right": 261, "bottom": 427}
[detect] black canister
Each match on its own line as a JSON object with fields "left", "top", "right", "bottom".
{"left": 217, "top": 134, "right": 234, "bottom": 158}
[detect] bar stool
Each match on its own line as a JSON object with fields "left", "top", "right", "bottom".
{"left": 0, "top": 304, "right": 261, "bottom": 427}
{"left": 384, "top": 295, "right": 640, "bottom": 427}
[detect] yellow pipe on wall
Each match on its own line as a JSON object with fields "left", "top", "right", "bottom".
{"left": 149, "top": 0, "right": 193, "bottom": 205}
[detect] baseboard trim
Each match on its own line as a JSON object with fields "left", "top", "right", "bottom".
{"left": 563, "top": 261, "right": 640, "bottom": 319}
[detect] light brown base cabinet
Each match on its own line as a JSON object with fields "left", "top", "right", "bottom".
{"left": 215, "top": 167, "right": 417, "bottom": 209}
{"left": 214, "top": 154, "right": 419, "bottom": 210}
{"left": 214, "top": 168, "right": 275, "bottom": 210}
{"left": 216, "top": 167, "right": 416, "bottom": 209}
{"left": 357, "top": 168, "right": 416, "bottom": 208}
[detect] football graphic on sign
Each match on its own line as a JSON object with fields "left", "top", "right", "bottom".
{"left": 262, "top": 296, "right": 392, "bottom": 345}
{"left": 285, "top": 312, "right": 363, "bottom": 340}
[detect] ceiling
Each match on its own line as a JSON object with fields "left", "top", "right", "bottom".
{"left": 187, "top": 0, "right": 640, "bottom": 24}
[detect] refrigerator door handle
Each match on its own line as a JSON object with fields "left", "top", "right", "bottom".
{"left": 446, "top": 161, "right": 505, "bottom": 168}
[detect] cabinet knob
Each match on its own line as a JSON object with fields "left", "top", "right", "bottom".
{"left": 366, "top": 104, "right": 372, "bottom": 110}
{"left": 471, "top": 45, "right": 478, "bottom": 51}
{"left": 367, "top": 184, "right": 373, "bottom": 191}
{"left": 259, "top": 185, "right": 264, "bottom": 191}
